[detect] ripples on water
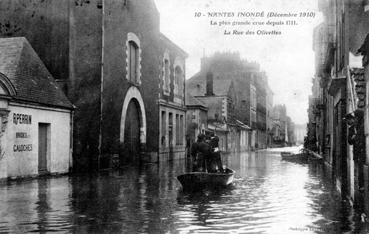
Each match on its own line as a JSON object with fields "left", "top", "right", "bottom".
{"left": 0, "top": 147, "right": 367, "bottom": 233}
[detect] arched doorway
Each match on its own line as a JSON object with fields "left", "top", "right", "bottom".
{"left": 120, "top": 87, "right": 146, "bottom": 163}
{"left": 124, "top": 99, "right": 141, "bottom": 160}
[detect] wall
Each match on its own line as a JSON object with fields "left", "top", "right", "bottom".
{"left": 0, "top": 0, "right": 70, "bottom": 80}
{"left": 186, "top": 107, "right": 207, "bottom": 145}
{"left": 0, "top": 0, "right": 103, "bottom": 170}
{"left": 4, "top": 103, "right": 71, "bottom": 179}
{"left": 233, "top": 75, "right": 251, "bottom": 125}
{"left": 240, "top": 130, "right": 249, "bottom": 151}
{"left": 159, "top": 106, "right": 186, "bottom": 161}
{"left": 197, "top": 96, "right": 227, "bottom": 121}
{"left": 69, "top": 0, "right": 102, "bottom": 169}
{"left": 102, "top": 0, "right": 181, "bottom": 160}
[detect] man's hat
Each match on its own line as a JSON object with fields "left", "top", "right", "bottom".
{"left": 197, "top": 134, "right": 206, "bottom": 141}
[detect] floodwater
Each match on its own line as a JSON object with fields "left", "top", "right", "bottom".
{"left": 0, "top": 147, "right": 367, "bottom": 233}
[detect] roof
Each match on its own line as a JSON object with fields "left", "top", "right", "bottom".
{"left": 0, "top": 37, "right": 73, "bottom": 109}
{"left": 186, "top": 72, "right": 233, "bottom": 97}
{"left": 235, "top": 119, "right": 252, "bottom": 130}
{"left": 185, "top": 94, "right": 207, "bottom": 109}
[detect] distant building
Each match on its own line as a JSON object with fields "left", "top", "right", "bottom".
{"left": 187, "top": 52, "right": 266, "bottom": 150}
{"left": 294, "top": 124, "right": 306, "bottom": 145}
{"left": 271, "top": 105, "right": 287, "bottom": 145}
{"left": 0, "top": 37, "right": 73, "bottom": 179}
{"left": 270, "top": 104, "right": 295, "bottom": 146}
{"left": 185, "top": 95, "right": 207, "bottom": 153}
{"left": 266, "top": 85, "right": 274, "bottom": 147}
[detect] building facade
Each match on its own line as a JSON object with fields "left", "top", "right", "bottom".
{"left": 266, "top": 85, "right": 274, "bottom": 147}
{"left": 308, "top": 0, "right": 369, "bottom": 212}
{"left": 271, "top": 104, "right": 295, "bottom": 146}
{"left": 187, "top": 52, "right": 266, "bottom": 150}
{"left": 0, "top": 0, "right": 187, "bottom": 168}
{"left": 0, "top": 37, "right": 73, "bottom": 179}
{"left": 185, "top": 94, "right": 208, "bottom": 151}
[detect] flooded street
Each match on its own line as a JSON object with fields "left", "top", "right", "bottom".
{"left": 0, "top": 147, "right": 366, "bottom": 233}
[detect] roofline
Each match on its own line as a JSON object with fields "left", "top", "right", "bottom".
{"left": 186, "top": 104, "right": 208, "bottom": 110}
{"left": 194, "top": 95, "right": 228, "bottom": 98}
{"left": 187, "top": 71, "right": 202, "bottom": 81}
{"left": 12, "top": 97, "right": 76, "bottom": 110}
{"left": 0, "top": 73, "right": 17, "bottom": 96}
{"left": 159, "top": 33, "right": 188, "bottom": 57}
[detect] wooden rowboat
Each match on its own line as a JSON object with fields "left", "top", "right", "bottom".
{"left": 281, "top": 152, "right": 308, "bottom": 162}
{"left": 177, "top": 168, "right": 235, "bottom": 190}
{"left": 281, "top": 152, "right": 293, "bottom": 158}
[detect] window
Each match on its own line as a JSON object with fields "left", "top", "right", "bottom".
{"left": 179, "top": 115, "right": 184, "bottom": 145}
{"left": 161, "top": 111, "right": 166, "bottom": 146}
{"left": 129, "top": 41, "right": 138, "bottom": 82}
{"left": 165, "top": 59, "right": 170, "bottom": 90}
{"left": 126, "top": 32, "right": 141, "bottom": 84}
{"left": 176, "top": 114, "right": 180, "bottom": 145}
{"left": 175, "top": 66, "right": 183, "bottom": 96}
{"left": 163, "top": 51, "right": 170, "bottom": 94}
{"left": 169, "top": 113, "right": 173, "bottom": 146}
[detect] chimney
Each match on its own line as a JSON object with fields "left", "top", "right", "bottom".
{"left": 206, "top": 72, "right": 214, "bottom": 96}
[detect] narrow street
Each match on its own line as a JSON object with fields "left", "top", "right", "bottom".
{"left": 0, "top": 147, "right": 365, "bottom": 233}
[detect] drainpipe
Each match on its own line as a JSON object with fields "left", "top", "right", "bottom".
{"left": 69, "top": 109, "right": 74, "bottom": 172}
{"left": 98, "top": 0, "right": 105, "bottom": 170}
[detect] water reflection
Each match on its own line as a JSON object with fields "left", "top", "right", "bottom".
{"left": 0, "top": 147, "right": 367, "bottom": 233}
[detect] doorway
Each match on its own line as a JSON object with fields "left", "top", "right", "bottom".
{"left": 124, "top": 99, "right": 141, "bottom": 161}
{"left": 38, "top": 123, "right": 50, "bottom": 174}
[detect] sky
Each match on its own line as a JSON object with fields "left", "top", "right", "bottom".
{"left": 154, "top": 0, "right": 323, "bottom": 125}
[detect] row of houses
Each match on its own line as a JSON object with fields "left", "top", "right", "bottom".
{"left": 0, "top": 0, "right": 294, "bottom": 180}
{"left": 186, "top": 52, "right": 296, "bottom": 152}
{"left": 306, "top": 0, "right": 369, "bottom": 215}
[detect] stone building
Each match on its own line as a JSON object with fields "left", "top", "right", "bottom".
{"left": 187, "top": 52, "right": 267, "bottom": 150}
{"left": 0, "top": 37, "right": 73, "bottom": 179}
{"left": 157, "top": 35, "right": 187, "bottom": 161}
{"left": 266, "top": 85, "right": 274, "bottom": 147}
{"left": 308, "top": 0, "right": 369, "bottom": 211}
{"left": 294, "top": 124, "right": 306, "bottom": 145}
{"left": 0, "top": 0, "right": 187, "bottom": 168}
{"left": 185, "top": 94, "right": 208, "bottom": 150}
{"left": 271, "top": 105, "right": 287, "bottom": 146}
{"left": 254, "top": 72, "right": 268, "bottom": 148}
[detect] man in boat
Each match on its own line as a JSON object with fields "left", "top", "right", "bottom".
{"left": 208, "top": 135, "right": 224, "bottom": 173}
{"left": 191, "top": 134, "right": 211, "bottom": 172}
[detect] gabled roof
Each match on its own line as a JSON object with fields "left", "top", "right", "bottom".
{"left": 0, "top": 37, "right": 73, "bottom": 109}
{"left": 185, "top": 94, "right": 207, "bottom": 108}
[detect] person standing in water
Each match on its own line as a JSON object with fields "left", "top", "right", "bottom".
{"left": 191, "top": 134, "right": 211, "bottom": 172}
{"left": 208, "top": 135, "right": 224, "bottom": 173}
